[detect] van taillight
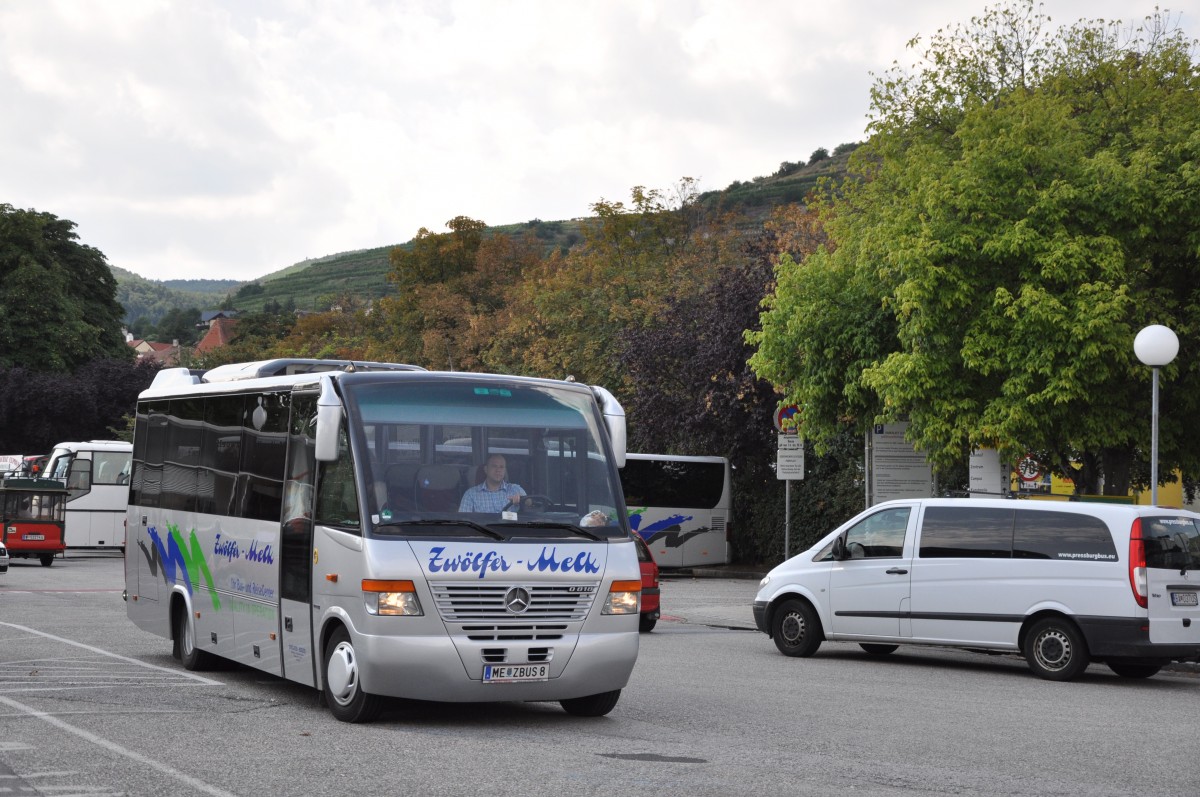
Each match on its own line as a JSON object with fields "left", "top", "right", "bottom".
{"left": 1129, "top": 518, "right": 1148, "bottom": 609}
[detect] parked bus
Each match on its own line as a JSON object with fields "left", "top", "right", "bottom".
{"left": 1, "top": 477, "right": 69, "bottom": 566}
{"left": 43, "top": 440, "right": 133, "bottom": 549}
{"left": 124, "top": 358, "right": 641, "bottom": 722}
{"left": 621, "top": 453, "right": 732, "bottom": 568}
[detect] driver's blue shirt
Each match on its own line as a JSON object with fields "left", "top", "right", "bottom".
{"left": 458, "top": 481, "right": 527, "bottom": 513}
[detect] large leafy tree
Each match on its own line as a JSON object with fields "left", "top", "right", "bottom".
{"left": 373, "top": 217, "right": 544, "bottom": 372}
{"left": 623, "top": 207, "right": 863, "bottom": 562}
{"left": 0, "top": 358, "right": 157, "bottom": 453}
{"left": 750, "top": 2, "right": 1200, "bottom": 495}
{"left": 496, "top": 179, "right": 738, "bottom": 391}
{"left": 0, "top": 204, "right": 130, "bottom": 371}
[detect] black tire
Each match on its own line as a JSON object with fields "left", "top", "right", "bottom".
{"left": 639, "top": 614, "right": 657, "bottom": 633}
{"left": 560, "top": 689, "right": 621, "bottom": 717}
{"left": 1023, "top": 617, "right": 1089, "bottom": 681}
{"left": 174, "top": 601, "right": 215, "bottom": 671}
{"left": 860, "top": 643, "right": 899, "bottom": 656}
{"left": 770, "top": 598, "right": 823, "bottom": 657}
{"left": 1107, "top": 661, "right": 1162, "bottom": 679}
{"left": 39, "top": 554, "right": 54, "bottom": 567}
{"left": 323, "top": 627, "right": 384, "bottom": 723}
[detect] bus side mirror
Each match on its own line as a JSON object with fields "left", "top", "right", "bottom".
{"left": 314, "top": 377, "right": 342, "bottom": 462}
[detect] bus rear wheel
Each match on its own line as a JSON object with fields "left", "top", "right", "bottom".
{"left": 324, "top": 627, "right": 384, "bottom": 723}
{"left": 560, "top": 689, "right": 621, "bottom": 717}
{"left": 173, "top": 601, "right": 215, "bottom": 671}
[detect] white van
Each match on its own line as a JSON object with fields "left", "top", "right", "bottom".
{"left": 753, "top": 498, "right": 1200, "bottom": 680}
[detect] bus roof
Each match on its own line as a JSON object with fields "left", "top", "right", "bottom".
{"left": 626, "top": 453, "right": 728, "bottom": 465}
{"left": 50, "top": 440, "right": 132, "bottom": 453}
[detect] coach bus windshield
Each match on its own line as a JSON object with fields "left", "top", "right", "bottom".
{"left": 341, "top": 380, "right": 628, "bottom": 540}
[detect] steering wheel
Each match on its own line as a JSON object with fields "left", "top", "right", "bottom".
{"left": 521, "top": 494, "right": 553, "bottom": 511}
{"left": 848, "top": 541, "right": 867, "bottom": 559}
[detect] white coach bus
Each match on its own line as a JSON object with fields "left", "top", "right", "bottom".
{"left": 124, "top": 358, "right": 641, "bottom": 722}
{"left": 43, "top": 440, "right": 133, "bottom": 549}
{"left": 621, "top": 453, "right": 732, "bottom": 568}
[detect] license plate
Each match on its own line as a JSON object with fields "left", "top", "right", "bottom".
{"left": 1170, "top": 592, "right": 1198, "bottom": 607}
{"left": 482, "top": 664, "right": 549, "bottom": 683}
{"left": 22, "top": 533, "right": 45, "bottom": 541}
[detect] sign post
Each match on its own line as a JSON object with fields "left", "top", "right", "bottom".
{"left": 774, "top": 405, "right": 804, "bottom": 559}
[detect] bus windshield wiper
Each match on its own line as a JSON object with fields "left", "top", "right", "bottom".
{"left": 375, "top": 519, "right": 505, "bottom": 540}
{"left": 498, "top": 521, "right": 603, "bottom": 541}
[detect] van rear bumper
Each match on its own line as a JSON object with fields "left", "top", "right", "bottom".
{"left": 1077, "top": 616, "right": 1200, "bottom": 661}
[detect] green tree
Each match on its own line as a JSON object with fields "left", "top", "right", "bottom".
{"left": 376, "top": 216, "right": 490, "bottom": 366}
{"left": 750, "top": 2, "right": 1200, "bottom": 496}
{"left": 497, "top": 179, "right": 737, "bottom": 391}
{"left": 0, "top": 204, "right": 130, "bottom": 371}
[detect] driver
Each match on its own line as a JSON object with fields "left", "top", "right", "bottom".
{"left": 458, "top": 454, "right": 527, "bottom": 513}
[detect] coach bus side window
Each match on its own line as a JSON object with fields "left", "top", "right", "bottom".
{"left": 315, "top": 424, "right": 361, "bottom": 533}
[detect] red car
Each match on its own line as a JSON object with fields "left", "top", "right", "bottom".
{"left": 633, "top": 534, "right": 661, "bottom": 632}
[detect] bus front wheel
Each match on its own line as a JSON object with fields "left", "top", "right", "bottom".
{"left": 323, "top": 627, "right": 384, "bottom": 723}
{"left": 560, "top": 689, "right": 621, "bottom": 717}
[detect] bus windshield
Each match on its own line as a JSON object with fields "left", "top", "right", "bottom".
{"left": 342, "top": 380, "right": 628, "bottom": 539}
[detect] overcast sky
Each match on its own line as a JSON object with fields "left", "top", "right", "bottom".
{"left": 1, "top": 1, "right": 1191, "bottom": 283}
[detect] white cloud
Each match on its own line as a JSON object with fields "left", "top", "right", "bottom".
{"left": 0, "top": 0, "right": 1189, "bottom": 281}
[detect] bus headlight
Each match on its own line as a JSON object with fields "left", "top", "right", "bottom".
{"left": 362, "top": 579, "right": 423, "bottom": 616}
{"left": 602, "top": 579, "right": 641, "bottom": 615}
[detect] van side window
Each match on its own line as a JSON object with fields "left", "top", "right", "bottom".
{"left": 919, "top": 507, "right": 1013, "bottom": 558}
{"left": 1013, "top": 510, "right": 1118, "bottom": 561}
{"left": 843, "top": 507, "right": 910, "bottom": 559}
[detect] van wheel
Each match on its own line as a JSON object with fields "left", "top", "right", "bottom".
{"left": 324, "top": 627, "right": 383, "bottom": 723}
{"left": 39, "top": 554, "right": 54, "bottom": 567}
{"left": 561, "top": 689, "right": 621, "bottom": 717}
{"left": 771, "top": 599, "right": 822, "bottom": 657}
{"left": 173, "top": 602, "right": 215, "bottom": 671}
{"left": 1107, "top": 661, "right": 1162, "bottom": 679}
{"left": 639, "top": 614, "right": 657, "bottom": 633}
{"left": 1024, "top": 618, "right": 1089, "bottom": 681}
{"left": 860, "top": 643, "right": 899, "bottom": 656}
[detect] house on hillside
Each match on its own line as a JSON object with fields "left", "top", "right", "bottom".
{"left": 195, "top": 316, "right": 237, "bottom": 354}
{"left": 125, "top": 334, "right": 180, "bottom": 366}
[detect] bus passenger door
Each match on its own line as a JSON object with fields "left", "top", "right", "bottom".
{"left": 279, "top": 393, "right": 318, "bottom": 688}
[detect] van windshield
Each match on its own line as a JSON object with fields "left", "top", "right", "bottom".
{"left": 1142, "top": 516, "right": 1200, "bottom": 571}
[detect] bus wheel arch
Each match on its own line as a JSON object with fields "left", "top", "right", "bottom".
{"left": 322, "top": 624, "right": 384, "bottom": 723}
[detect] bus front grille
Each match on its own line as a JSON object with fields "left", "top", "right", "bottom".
{"left": 463, "top": 625, "right": 567, "bottom": 641}
{"left": 430, "top": 582, "right": 599, "bottom": 622}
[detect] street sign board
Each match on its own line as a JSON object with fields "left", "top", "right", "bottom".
{"left": 777, "top": 434, "right": 805, "bottom": 480}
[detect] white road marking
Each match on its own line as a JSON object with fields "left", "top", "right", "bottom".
{"left": 0, "top": 694, "right": 242, "bottom": 797}
{"left": 0, "top": 623, "right": 221, "bottom": 686}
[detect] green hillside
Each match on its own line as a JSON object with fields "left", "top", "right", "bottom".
{"left": 113, "top": 148, "right": 854, "bottom": 319}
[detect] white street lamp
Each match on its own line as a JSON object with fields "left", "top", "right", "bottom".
{"left": 1134, "top": 324, "right": 1179, "bottom": 505}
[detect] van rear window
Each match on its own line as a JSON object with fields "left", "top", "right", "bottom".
{"left": 1142, "top": 517, "right": 1200, "bottom": 570}
{"left": 1013, "top": 510, "right": 1117, "bottom": 561}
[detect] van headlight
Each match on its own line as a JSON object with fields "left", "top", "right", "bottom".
{"left": 759, "top": 574, "right": 771, "bottom": 588}
{"left": 362, "top": 579, "right": 423, "bottom": 616}
{"left": 602, "top": 579, "right": 642, "bottom": 615}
